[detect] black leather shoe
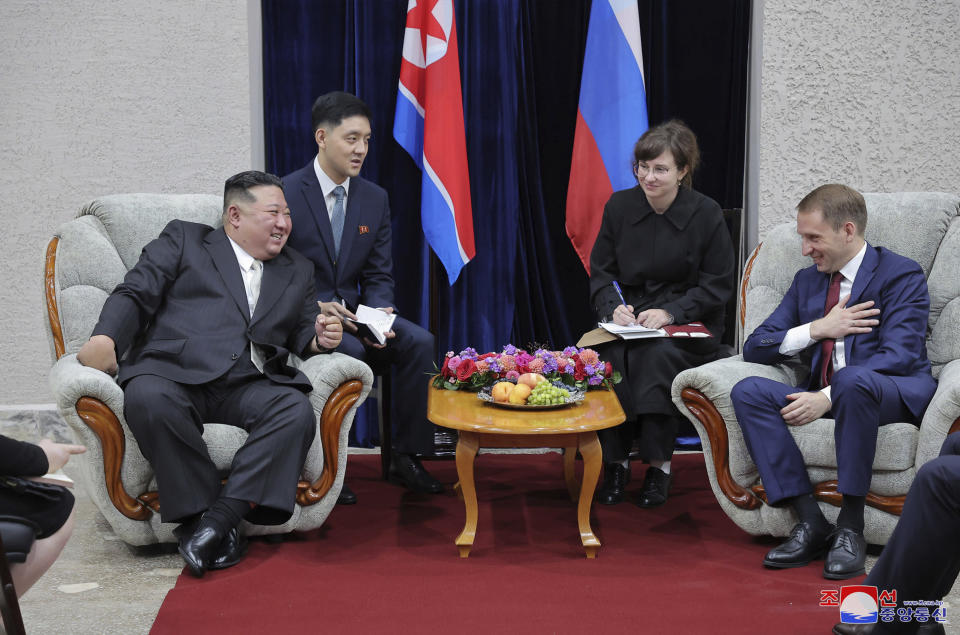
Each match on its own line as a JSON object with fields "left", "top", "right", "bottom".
{"left": 636, "top": 466, "right": 672, "bottom": 508}
{"left": 209, "top": 526, "right": 248, "bottom": 571}
{"left": 597, "top": 463, "right": 630, "bottom": 505}
{"left": 338, "top": 483, "right": 358, "bottom": 505}
{"left": 762, "top": 521, "right": 832, "bottom": 569}
{"left": 389, "top": 453, "right": 442, "bottom": 494}
{"left": 178, "top": 522, "right": 227, "bottom": 578}
{"left": 824, "top": 527, "right": 867, "bottom": 580}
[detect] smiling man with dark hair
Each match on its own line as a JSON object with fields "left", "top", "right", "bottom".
{"left": 283, "top": 91, "right": 441, "bottom": 502}
{"left": 76, "top": 170, "right": 343, "bottom": 577}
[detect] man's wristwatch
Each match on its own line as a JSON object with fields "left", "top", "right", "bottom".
{"left": 314, "top": 333, "right": 328, "bottom": 353}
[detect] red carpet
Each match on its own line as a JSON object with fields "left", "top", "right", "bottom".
{"left": 151, "top": 453, "right": 853, "bottom": 634}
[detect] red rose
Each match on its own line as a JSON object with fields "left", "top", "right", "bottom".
{"left": 456, "top": 358, "right": 477, "bottom": 382}
{"left": 573, "top": 358, "right": 586, "bottom": 381}
{"left": 604, "top": 362, "right": 613, "bottom": 378}
{"left": 440, "top": 355, "right": 452, "bottom": 378}
{"left": 478, "top": 352, "right": 496, "bottom": 359}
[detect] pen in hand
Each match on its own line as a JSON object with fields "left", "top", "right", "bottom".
{"left": 611, "top": 281, "right": 635, "bottom": 325}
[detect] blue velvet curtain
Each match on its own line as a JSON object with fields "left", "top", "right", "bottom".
{"left": 262, "top": 0, "right": 750, "bottom": 447}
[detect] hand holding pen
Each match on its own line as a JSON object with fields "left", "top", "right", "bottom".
{"left": 611, "top": 281, "right": 637, "bottom": 326}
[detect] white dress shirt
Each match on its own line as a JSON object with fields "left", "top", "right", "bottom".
{"left": 778, "top": 242, "right": 868, "bottom": 402}
{"left": 227, "top": 236, "right": 262, "bottom": 317}
{"left": 313, "top": 156, "right": 351, "bottom": 220}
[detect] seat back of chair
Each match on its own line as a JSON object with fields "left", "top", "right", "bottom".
{"left": 45, "top": 194, "right": 222, "bottom": 362}
{"left": 740, "top": 192, "right": 960, "bottom": 379}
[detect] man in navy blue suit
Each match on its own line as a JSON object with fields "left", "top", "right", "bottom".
{"left": 77, "top": 171, "right": 344, "bottom": 577}
{"left": 731, "top": 184, "right": 936, "bottom": 580}
{"left": 283, "top": 91, "right": 440, "bottom": 502}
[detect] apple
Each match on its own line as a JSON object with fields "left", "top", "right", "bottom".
{"left": 517, "top": 373, "right": 546, "bottom": 389}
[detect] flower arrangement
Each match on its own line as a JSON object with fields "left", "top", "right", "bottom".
{"left": 433, "top": 344, "right": 621, "bottom": 392}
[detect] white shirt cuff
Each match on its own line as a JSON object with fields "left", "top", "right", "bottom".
{"left": 778, "top": 323, "right": 815, "bottom": 355}
{"left": 820, "top": 386, "right": 832, "bottom": 404}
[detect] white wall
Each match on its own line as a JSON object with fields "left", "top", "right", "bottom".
{"left": 0, "top": 1, "right": 254, "bottom": 404}
{"left": 757, "top": 1, "right": 960, "bottom": 239}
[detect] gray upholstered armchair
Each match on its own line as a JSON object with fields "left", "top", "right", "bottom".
{"left": 672, "top": 192, "right": 960, "bottom": 545}
{"left": 43, "top": 194, "right": 373, "bottom": 546}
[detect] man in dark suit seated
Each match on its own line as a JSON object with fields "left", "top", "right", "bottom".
{"left": 283, "top": 91, "right": 441, "bottom": 502}
{"left": 832, "top": 435, "right": 959, "bottom": 634}
{"left": 730, "top": 184, "right": 936, "bottom": 580}
{"left": 76, "top": 171, "right": 343, "bottom": 577}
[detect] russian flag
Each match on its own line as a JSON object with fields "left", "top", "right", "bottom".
{"left": 565, "top": 0, "right": 648, "bottom": 274}
{"left": 394, "top": 0, "right": 475, "bottom": 285}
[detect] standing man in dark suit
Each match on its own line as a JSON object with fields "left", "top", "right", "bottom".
{"left": 76, "top": 171, "right": 343, "bottom": 577}
{"left": 283, "top": 91, "right": 440, "bottom": 502}
{"left": 731, "top": 184, "right": 936, "bottom": 580}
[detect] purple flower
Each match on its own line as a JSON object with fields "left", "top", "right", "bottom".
{"left": 562, "top": 365, "right": 574, "bottom": 375}
{"left": 458, "top": 347, "right": 479, "bottom": 360}
{"left": 563, "top": 346, "right": 579, "bottom": 357}
{"left": 588, "top": 375, "right": 603, "bottom": 386}
{"left": 502, "top": 344, "right": 518, "bottom": 355}
{"left": 584, "top": 363, "right": 596, "bottom": 376}
{"left": 486, "top": 359, "right": 502, "bottom": 374}
{"left": 447, "top": 356, "right": 462, "bottom": 370}
{"left": 541, "top": 355, "right": 559, "bottom": 374}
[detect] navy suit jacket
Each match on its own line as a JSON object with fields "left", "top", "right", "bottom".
{"left": 742, "top": 243, "right": 936, "bottom": 419}
{"left": 283, "top": 161, "right": 395, "bottom": 311}
{"left": 92, "top": 220, "right": 320, "bottom": 390}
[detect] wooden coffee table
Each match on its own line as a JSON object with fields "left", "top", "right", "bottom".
{"left": 427, "top": 385, "right": 625, "bottom": 558}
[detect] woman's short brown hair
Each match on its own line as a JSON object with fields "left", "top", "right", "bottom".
{"left": 632, "top": 119, "right": 700, "bottom": 188}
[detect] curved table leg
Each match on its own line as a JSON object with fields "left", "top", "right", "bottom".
{"left": 577, "top": 432, "right": 602, "bottom": 558}
{"left": 454, "top": 431, "right": 480, "bottom": 558}
{"left": 563, "top": 446, "right": 578, "bottom": 502}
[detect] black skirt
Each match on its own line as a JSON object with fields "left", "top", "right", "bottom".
{"left": 0, "top": 480, "right": 75, "bottom": 539}
{"left": 600, "top": 336, "right": 723, "bottom": 418}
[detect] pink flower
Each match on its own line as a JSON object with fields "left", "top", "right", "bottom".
{"left": 528, "top": 358, "right": 545, "bottom": 373}
{"left": 447, "top": 356, "right": 462, "bottom": 371}
{"left": 579, "top": 349, "right": 600, "bottom": 366}
{"left": 505, "top": 370, "right": 519, "bottom": 380}
{"left": 499, "top": 355, "right": 516, "bottom": 371}
{"left": 476, "top": 360, "right": 489, "bottom": 372}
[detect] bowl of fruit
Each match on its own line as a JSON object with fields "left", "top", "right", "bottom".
{"left": 477, "top": 373, "right": 585, "bottom": 410}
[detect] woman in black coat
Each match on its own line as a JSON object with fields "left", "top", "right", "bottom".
{"left": 589, "top": 120, "right": 735, "bottom": 507}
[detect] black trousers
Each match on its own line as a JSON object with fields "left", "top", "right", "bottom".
{"left": 336, "top": 314, "right": 435, "bottom": 455}
{"left": 865, "top": 432, "right": 960, "bottom": 634}
{"left": 123, "top": 355, "right": 316, "bottom": 525}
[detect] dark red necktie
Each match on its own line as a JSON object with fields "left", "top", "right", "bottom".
{"left": 818, "top": 272, "right": 843, "bottom": 388}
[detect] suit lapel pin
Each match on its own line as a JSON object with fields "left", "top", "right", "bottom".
{"left": 358, "top": 225, "right": 369, "bottom": 234}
